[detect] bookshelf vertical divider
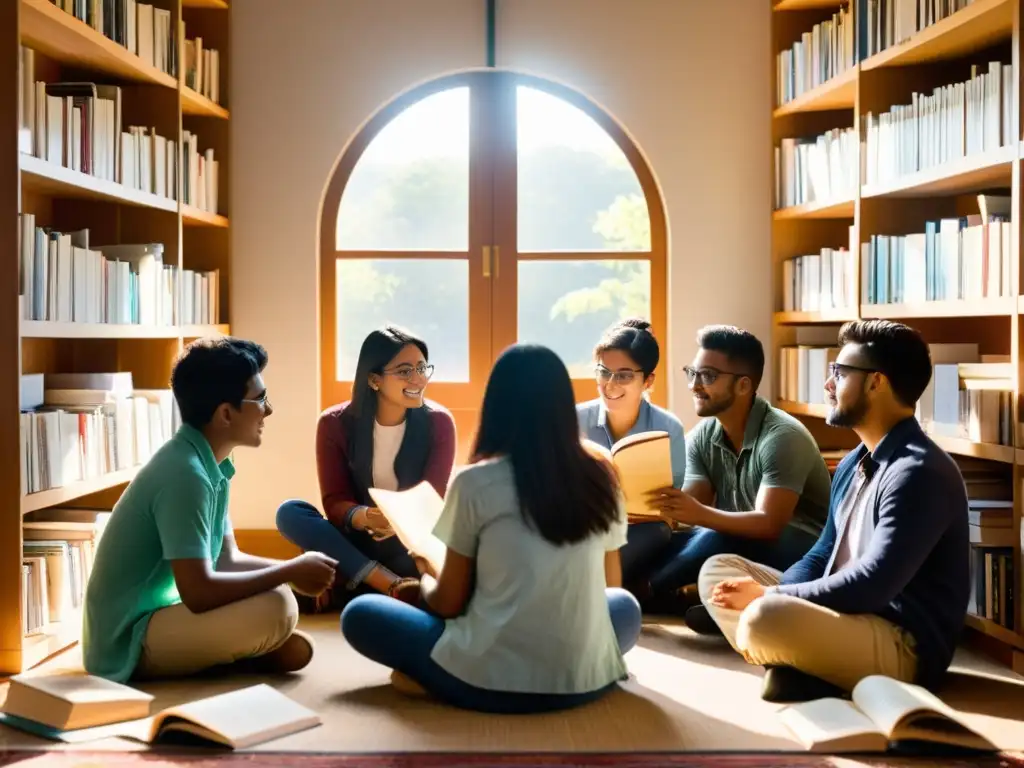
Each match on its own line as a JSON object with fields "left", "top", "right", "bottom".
{"left": 771, "top": 0, "right": 1024, "bottom": 667}
{"left": 0, "top": 0, "right": 231, "bottom": 676}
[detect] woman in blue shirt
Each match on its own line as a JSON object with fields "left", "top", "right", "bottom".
{"left": 340, "top": 343, "right": 642, "bottom": 713}
{"left": 576, "top": 318, "right": 686, "bottom": 601}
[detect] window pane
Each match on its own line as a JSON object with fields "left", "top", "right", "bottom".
{"left": 517, "top": 86, "right": 651, "bottom": 253}
{"left": 335, "top": 259, "right": 469, "bottom": 382}
{"left": 517, "top": 260, "right": 652, "bottom": 377}
{"left": 336, "top": 88, "right": 470, "bottom": 251}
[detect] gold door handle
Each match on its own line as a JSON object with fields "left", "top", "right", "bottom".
{"left": 483, "top": 245, "right": 491, "bottom": 278}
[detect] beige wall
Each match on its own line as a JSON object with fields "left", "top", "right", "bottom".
{"left": 230, "top": 0, "right": 771, "bottom": 529}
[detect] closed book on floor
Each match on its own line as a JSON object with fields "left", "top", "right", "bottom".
{"left": 779, "top": 675, "right": 996, "bottom": 753}
{"left": 0, "top": 671, "right": 154, "bottom": 730}
{"left": 369, "top": 480, "right": 447, "bottom": 575}
{"left": 0, "top": 683, "right": 320, "bottom": 749}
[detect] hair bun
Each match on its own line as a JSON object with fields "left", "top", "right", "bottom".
{"left": 621, "top": 317, "right": 653, "bottom": 335}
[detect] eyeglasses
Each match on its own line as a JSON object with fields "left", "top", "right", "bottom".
{"left": 828, "top": 362, "right": 878, "bottom": 381}
{"left": 683, "top": 366, "right": 746, "bottom": 387}
{"left": 383, "top": 363, "right": 435, "bottom": 381}
{"left": 241, "top": 392, "right": 271, "bottom": 410}
{"left": 595, "top": 365, "right": 644, "bottom": 386}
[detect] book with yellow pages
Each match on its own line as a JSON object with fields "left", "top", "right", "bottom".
{"left": 778, "top": 675, "right": 996, "bottom": 754}
{"left": 606, "top": 430, "right": 673, "bottom": 520}
{"left": 0, "top": 682, "right": 321, "bottom": 749}
{"left": 369, "top": 480, "right": 447, "bottom": 575}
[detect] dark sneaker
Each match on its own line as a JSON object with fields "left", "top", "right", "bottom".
{"left": 683, "top": 604, "right": 723, "bottom": 636}
{"left": 761, "top": 665, "right": 846, "bottom": 702}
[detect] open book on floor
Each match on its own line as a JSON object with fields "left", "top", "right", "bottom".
{"left": 606, "top": 431, "right": 673, "bottom": 520}
{"left": 369, "top": 481, "right": 447, "bottom": 575}
{"left": 0, "top": 682, "right": 320, "bottom": 749}
{"left": 778, "top": 674, "right": 997, "bottom": 754}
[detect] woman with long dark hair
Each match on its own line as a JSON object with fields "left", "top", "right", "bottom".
{"left": 276, "top": 325, "right": 456, "bottom": 607}
{"left": 340, "top": 343, "right": 642, "bottom": 714}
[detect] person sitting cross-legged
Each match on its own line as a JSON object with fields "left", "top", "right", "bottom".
{"left": 640, "top": 325, "right": 831, "bottom": 629}
{"left": 83, "top": 338, "right": 338, "bottom": 684}
{"left": 696, "top": 320, "right": 970, "bottom": 703}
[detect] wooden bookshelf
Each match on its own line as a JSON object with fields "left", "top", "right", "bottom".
{"left": 1, "top": 0, "right": 232, "bottom": 674}
{"left": 772, "top": 0, "right": 1024, "bottom": 665}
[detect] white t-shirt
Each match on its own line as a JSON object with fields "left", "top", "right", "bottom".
{"left": 429, "top": 456, "right": 629, "bottom": 694}
{"left": 372, "top": 419, "right": 406, "bottom": 491}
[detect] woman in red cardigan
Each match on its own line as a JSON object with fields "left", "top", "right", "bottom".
{"left": 276, "top": 325, "right": 457, "bottom": 609}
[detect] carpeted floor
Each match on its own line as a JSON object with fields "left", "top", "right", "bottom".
{"left": 1, "top": 614, "right": 1023, "bottom": 759}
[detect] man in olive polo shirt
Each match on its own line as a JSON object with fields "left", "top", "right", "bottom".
{"left": 644, "top": 325, "right": 831, "bottom": 632}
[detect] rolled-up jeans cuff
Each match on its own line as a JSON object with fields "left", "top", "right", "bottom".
{"left": 348, "top": 559, "right": 378, "bottom": 591}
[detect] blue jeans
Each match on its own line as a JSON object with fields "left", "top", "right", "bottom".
{"left": 340, "top": 588, "right": 642, "bottom": 714}
{"left": 620, "top": 521, "right": 674, "bottom": 585}
{"left": 276, "top": 499, "right": 417, "bottom": 592}
{"left": 647, "top": 524, "right": 819, "bottom": 595}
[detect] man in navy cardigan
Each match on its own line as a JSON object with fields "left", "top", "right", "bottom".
{"left": 696, "top": 319, "right": 970, "bottom": 702}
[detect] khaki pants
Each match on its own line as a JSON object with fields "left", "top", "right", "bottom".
{"left": 135, "top": 585, "right": 299, "bottom": 679}
{"left": 697, "top": 554, "right": 918, "bottom": 692}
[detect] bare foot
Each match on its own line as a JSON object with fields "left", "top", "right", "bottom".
{"left": 390, "top": 669, "right": 429, "bottom": 697}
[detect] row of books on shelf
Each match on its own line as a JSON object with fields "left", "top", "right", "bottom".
{"left": 45, "top": 0, "right": 177, "bottom": 77}
{"left": 19, "top": 372, "right": 179, "bottom": 495}
{"left": 970, "top": 545, "right": 1015, "bottom": 630}
{"left": 864, "top": 62, "right": 1013, "bottom": 186}
{"left": 780, "top": 196, "right": 1010, "bottom": 311}
{"left": 781, "top": 230, "right": 857, "bottom": 313}
{"left": 861, "top": 211, "right": 1011, "bottom": 306}
{"left": 859, "top": 0, "right": 976, "bottom": 62}
{"left": 776, "top": 4, "right": 854, "bottom": 106}
{"left": 775, "top": 128, "right": 857, "bottom": 209}
{"left": 183, "top": 32, "right": 221, "bottom": 105}
{"left": 779, "top": 341, "right": 1014, "bottom": 447}
{"left": 21, "top": 508, "right": 108, "bottom": 637}
{"left": 17, "top": 216, "right": 221, "bottom": 326}
{"left": 774, "top": 66, "right": 1014, "bottom": 210}
{"left": 18, "top": 48, "right": 221, "bottom": 213}
{"left": 775, "top": 0, "right": 978, "bottom": 109}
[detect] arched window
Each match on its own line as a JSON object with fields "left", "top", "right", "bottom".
{"left": 320, "top": 72, "right": 667, "bottom": 451}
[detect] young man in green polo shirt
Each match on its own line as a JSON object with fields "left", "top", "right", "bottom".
{"left": 83, "top": 337, "right": 339, "bottom": 683}
{"left": 642, "top": 325, "right": 831, "bottom": 633}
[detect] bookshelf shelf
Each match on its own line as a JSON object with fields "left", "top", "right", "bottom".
{"left": 20, "top": 322, "right": 230, "bottom": 339}
{"left": 21, "top": 468, "right": 140, "bottom": 515}
{"left": 773, "top": 68, "right": 857, "bottom": 117}
{"left": 773, "top": 0, "right": 845, "bottom": 9}
{"left": 928, "top": 436, "right": 1016, "bottom": 464}
{"left": 3, "top": 0, "right": 233, "bottom": 674}
{"left": 773, "top": 198, "right": 855, "bottom": 220}
{"left": 860, "top": 147, "right": 1016, "bottom": 199}
{"left": 860, "top": 0, "right": 1014, "bottom": 71}
{"left": 20, "top": 154, "right": 177, "bottom": 214}
{"left": 860, "top": 299, "right": 1016, "bottom": 319}
{"left": 22, "top": 610, "right": 83, "bottom": 670}
{"left": 965, "top": 615, "right": 1024, "bottom": 650}
{"left": 777, "top": 400, "right": 830, "bottom": 419}
{"left": 182, "top": 204, "right": 229, "bottom": 228}
{"left": 19, "top": 0, "right": 176, "bottom": 88}
{"left": 774, "top": 310, "right": 856, "bottom": 324}
{"left": 182, "top": 86, "right": 229, "bottom": 119}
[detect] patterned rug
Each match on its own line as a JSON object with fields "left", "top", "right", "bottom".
{"left": 0, "top": 752, "right": 1022, "bottom": 767}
